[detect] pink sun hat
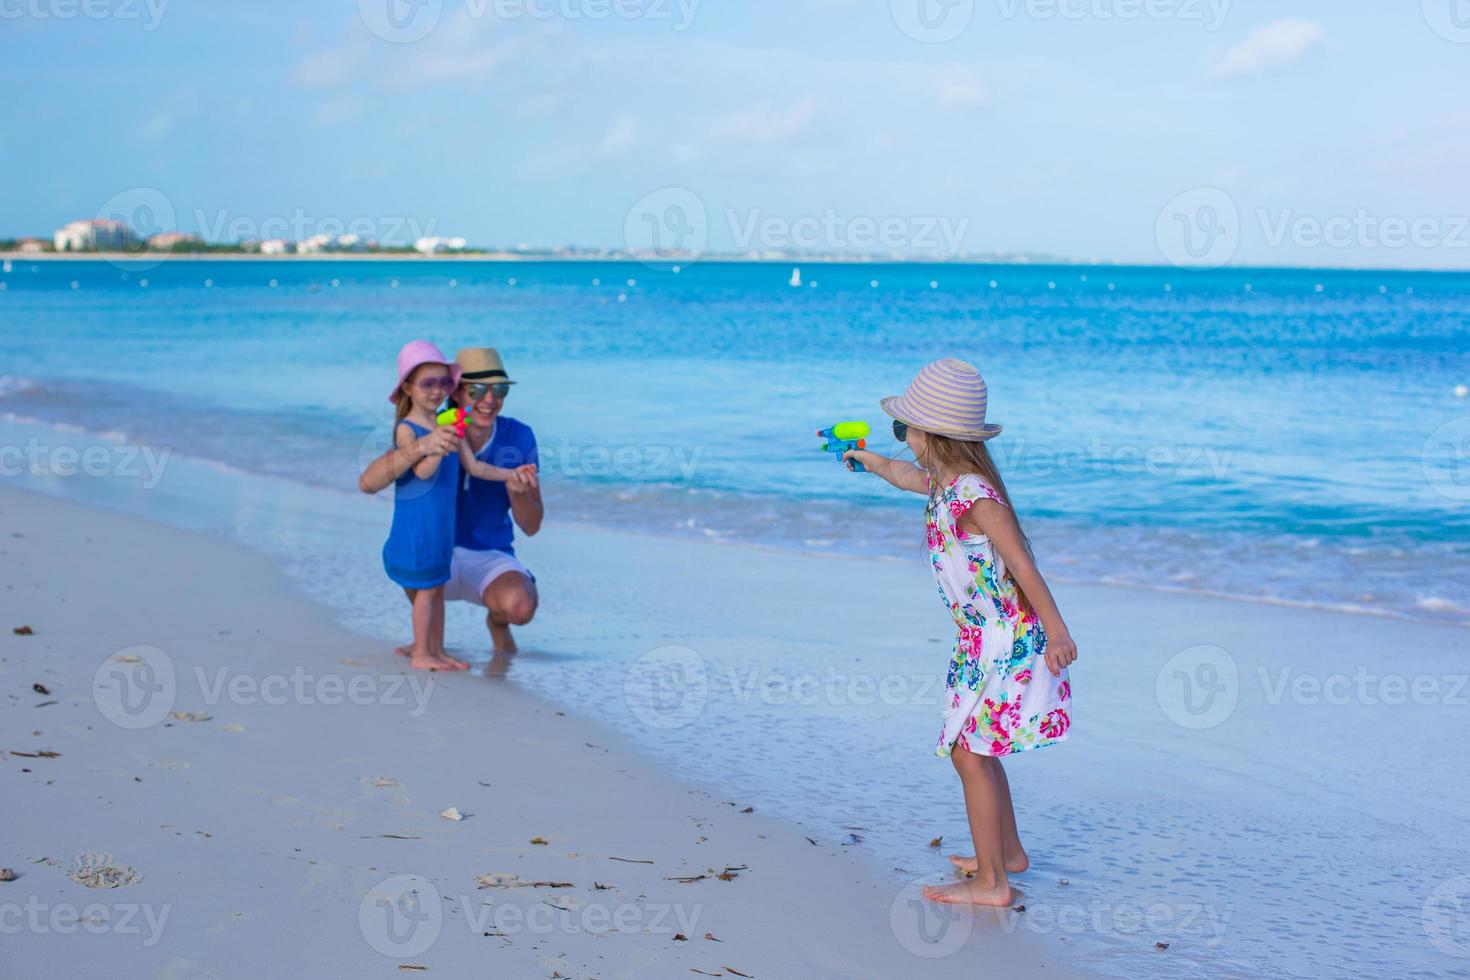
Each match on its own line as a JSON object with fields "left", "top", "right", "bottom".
{"left": 880, "top": 358, "right": 1003, "bottom": 442}
{"left": 388, "top": 339, "right": 461, "bottom": 404}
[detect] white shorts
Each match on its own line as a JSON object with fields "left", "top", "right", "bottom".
{"left": 444, "top": 547, "right": 535, "bottom": 606}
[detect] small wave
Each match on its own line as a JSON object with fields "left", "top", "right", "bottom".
{"left": 1417, "top": 596, "right": 1470, "bottom": 616}
{"left": 1, "top": 412, "right": 90, "bottom": 435}
{"left": 0, "top": 376, "right": 36, "bottom": 399}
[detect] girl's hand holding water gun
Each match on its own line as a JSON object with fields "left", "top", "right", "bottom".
{"left": 415, "top": 426, "right": 461, "bottom": 459}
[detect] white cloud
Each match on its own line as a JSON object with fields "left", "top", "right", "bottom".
{"left": 132, "top": 91, "right": 201, "bottom": 144}
{"left": 935, "top": 70, "right": 988, "bottom": 109}
{"left": 315, "top": 96, "right": 367, "bottom": 127}
{"left": 596, "top": 114, "right": 638, "bottom": 156}
{"left": 1209, "top": 19, "right": 1325, "bottom": 81}
{"left": 706, "top": 97, "right": 822, "bottom": 143}
{"left": 292, "top": 41, "right": 369, "bottom": 88}
{"left": 132, "top": 113, "right": 176, "bottom": 143}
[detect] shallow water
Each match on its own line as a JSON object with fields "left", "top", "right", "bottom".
{"left": 2, "top": 257, "right": 1468, "bottom": 627}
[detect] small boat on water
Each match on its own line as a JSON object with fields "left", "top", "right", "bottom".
{"left": 788, "top": 266, "right": 801, "bottom": 287}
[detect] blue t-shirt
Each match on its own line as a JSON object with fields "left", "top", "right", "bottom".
{"left": 456, "top": 415, "right": 538, "bottom": 554}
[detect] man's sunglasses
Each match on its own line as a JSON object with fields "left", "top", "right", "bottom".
{"left": 892, "top": 419, "right": 909, "bottom": 441}
{"left": 464, "top": 382, "right": 511, "bottom": 401}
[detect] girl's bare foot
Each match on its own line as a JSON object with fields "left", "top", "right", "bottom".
{"left": 426, "top": 649, "right": 469, "bottom": 671}
{"left": 408, "top": 651, "right": 447, "bottom": 671}
{"left": 950, "top": 850, "right": 1029, "bottom": 875}
{"left": 923, "top": 879, "right": 1016, "bottom": 907}
{"left": 395, "top": 645, "right": 413, "bottom": 658}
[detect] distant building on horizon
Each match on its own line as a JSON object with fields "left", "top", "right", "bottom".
{"left": 54, "top": 219, "right": 131, "bottom": 252}
{"left": 16, "top": 238, "right": 48, "bottom": 254}
{"left": 258, "top": 239, "right": 292, "bottom": 255}
{"left": 414, "top": 236, "right": 467, "bottom": 255}
{"left": 147, "top": 232, "right": 204, "bottom": 251}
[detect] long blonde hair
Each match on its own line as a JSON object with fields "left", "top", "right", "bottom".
{"left": 923, "top": 432, "right": 1036, "bottom": 581}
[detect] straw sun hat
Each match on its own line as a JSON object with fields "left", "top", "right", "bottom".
{"left": 880, "top": 358, "right": 1003, "bottom": 442}
{"left": 454, "top": 347, "right": 516, "bottom": 386}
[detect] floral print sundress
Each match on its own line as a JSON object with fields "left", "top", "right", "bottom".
{"left": 927, "top": 474, "right": 1072, "bottom": 758}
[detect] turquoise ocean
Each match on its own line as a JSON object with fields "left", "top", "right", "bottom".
{"left": 3, "top": 257, "right": 1469, "bottom": 977}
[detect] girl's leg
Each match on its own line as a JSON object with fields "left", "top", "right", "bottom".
{"left": 429, "top": 588, "right": 468, "bottom": 670}
{"left": 950, "top": 759, "right": 1029, "bottom": 874}
{"left": 993, "top": 760, "right": 1028, "bottom": 871}
{"left": 396, "top": 589, "right": 418, "bottom": 658}
{"left": 925, "top": 751, "right": 1016, "bottom": 906}
{"left": 405, "top": 587, "right": 444, "bottom": 671}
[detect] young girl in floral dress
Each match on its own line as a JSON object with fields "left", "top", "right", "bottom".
{"left": 845, "top": 358, "right": 1078, "bottom": 908}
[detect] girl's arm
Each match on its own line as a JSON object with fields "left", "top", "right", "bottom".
{"left": 962, "top": 501, "right": 1079, "bottom": 677}
{"left": 457, "top": 441, "right": 518, "bottom": 483}
{"left": 358, "top": 425, "right": 459, "bottom": 493}
{"left": 842, "top": 449, "right": 929, "bottom": 494}
{"left": 411, "top": 424, "right": 445, "bottom": 480}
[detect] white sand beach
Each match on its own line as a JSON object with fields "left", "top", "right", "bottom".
{"left": 3, "top": 472, "right": 1467, "bottom": 977}
{"left": 0, "top": 487, "right": 1085, "bottom": 979}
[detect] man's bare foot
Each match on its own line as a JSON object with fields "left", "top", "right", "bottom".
{"left": 950, "top": 850, "right": 1029, "bottom": 875}
{"left": 923, "top": 879, "right": 1016, "bottom": 906}
{"left": 488, "top": 621, "right": 518, "bottom": 655}
{"left": 408, "top": 651, "right": 448, "bottom": 671}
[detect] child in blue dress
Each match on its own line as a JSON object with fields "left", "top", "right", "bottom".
{"left": 382, "top": 340, "right": 516, "bottom": 671}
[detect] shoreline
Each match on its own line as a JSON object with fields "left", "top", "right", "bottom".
{"left": 0, "top": 485, "right": 1082, "bottom": 978}
{"left": 0, "top": 401, "right": 1463, "bottom": 633}
{"left": 6, "top": 252, "right": 1470, "bottom": 274}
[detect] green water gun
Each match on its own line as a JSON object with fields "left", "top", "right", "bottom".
{"left": 818, "top": 421, "right": 869, "bottom": 473}
{"left": 437, "top": 406, "right": 468, "bottom": 437}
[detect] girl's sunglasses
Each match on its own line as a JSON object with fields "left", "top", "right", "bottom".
{"left": 465, "top": 382, "right": 511, "bottom": 401}
{"left": 414, "top": 376, "right": 456, "bottom": 392}
{"left": 892, "top": 419, "right": 909, "bottom": 441}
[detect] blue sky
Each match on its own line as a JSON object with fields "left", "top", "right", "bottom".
{"left": 4, "top": 0, "right": 1469, "bottom": 268}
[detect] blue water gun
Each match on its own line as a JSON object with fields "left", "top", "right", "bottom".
{"left": 817, "top": 421, "right": 870, "bottom": 473}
